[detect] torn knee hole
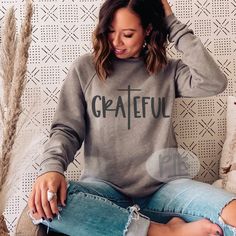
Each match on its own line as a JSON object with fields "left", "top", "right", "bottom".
{"left": 219, "top": 199, "right": 236, "bottom": 228}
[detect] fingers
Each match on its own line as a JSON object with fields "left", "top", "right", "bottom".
{"left": 48, "top": 189, "right": 60, "bottom": 216}
{"left": 41, "top": 188, "right": 54, "bottom": 220}
{"left": 28, "top": 172, "right": 67, "bottom": 221}
{"left": 28, "top": 186, "right": 36, "bottom": 214}
{"left": 34, "top": 188, "right": 46, "bottom": 219}
{"left": 59, "top": 179, "right": 67, "bottom": 207}
{"left": 28, "top": 186, "right": 55, "bottom": 220}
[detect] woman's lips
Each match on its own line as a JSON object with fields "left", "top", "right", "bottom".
{"left": 114, "top": 49, "right": 126, "bottom": 55}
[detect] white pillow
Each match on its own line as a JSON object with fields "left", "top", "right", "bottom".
{"left": 215, "top": 96, "right": 236, "bottom": 193}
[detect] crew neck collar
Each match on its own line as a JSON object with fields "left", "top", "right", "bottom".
{"left": 112, "top": 55, "right": 144, "bottom": 63}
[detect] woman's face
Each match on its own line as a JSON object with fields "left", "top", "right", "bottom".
{"left": 108, "top": 7, "right": 147, "bottom": 59}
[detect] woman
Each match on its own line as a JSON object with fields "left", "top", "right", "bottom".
{"left": 28, "top": 0, "right": 236, "bottom": 235}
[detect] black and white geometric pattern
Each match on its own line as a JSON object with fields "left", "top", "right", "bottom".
{"left": 0, "top": 0, "right": 235, "bottom": 234}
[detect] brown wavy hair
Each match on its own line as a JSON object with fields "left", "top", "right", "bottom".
{"left": 92, "top": 0, "right": 168, "bottom": 80}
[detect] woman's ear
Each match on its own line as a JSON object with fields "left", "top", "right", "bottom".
{"left": 146, "top": 24, "right": 153, "bottom": 36}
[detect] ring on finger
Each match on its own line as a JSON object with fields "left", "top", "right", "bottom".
{"left": 47, "top": 190, "right": 57, "bottom": 202}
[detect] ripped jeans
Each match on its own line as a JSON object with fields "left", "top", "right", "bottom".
{"left": 36, "top": 178, "right": 236, "bottom": 236}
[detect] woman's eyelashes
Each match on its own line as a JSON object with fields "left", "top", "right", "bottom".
{"left": 108, "top": 29, "right": 133, "bottom": 38}
{"left": 124, "top": 34, "right": 133, "bottom": 38}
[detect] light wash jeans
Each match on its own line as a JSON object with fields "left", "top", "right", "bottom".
{"left": 37, "top": 178, "right": 236, "bottom": 236}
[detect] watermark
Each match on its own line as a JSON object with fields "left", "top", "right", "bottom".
{"left": 146, "top": 148, "right": 200, "bottom": 183}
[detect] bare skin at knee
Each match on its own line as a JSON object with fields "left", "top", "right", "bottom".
{"left": 220, "top": 199, "right": 236, "bottom": 228}
{"left": 148, "top": 217, "right": 223, "bottom": 236}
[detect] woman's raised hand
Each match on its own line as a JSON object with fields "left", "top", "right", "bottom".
{"left": 28, "top": 171, "right": 67, "bottom": 220}
{"left": 161, "top": 0, "right": 173, "bottom": 17}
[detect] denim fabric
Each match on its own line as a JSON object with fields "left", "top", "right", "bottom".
{"left": 40, "top": 178, "right": 236, "bottom": 236}
{"left": 42, "top": 180, "right": 150, "bottom": 236}
{"left": 136, "top": 179, "right": 236, "bottom": 236}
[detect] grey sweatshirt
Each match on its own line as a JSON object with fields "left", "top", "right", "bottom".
{"left": 39, "top": 14, "right": 227, "bottom": 197}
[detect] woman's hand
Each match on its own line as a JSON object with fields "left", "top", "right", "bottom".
{"left": 161, "top": 0, "right": 173, "bottom": 17}
{"left": 28, "top": 171, "right": 67, "bottom": 220}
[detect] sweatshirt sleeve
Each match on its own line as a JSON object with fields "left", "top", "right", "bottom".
{"left": 38, "top": 58, "right": 86, "bottom": 176}
{"left": 166, "top": 14, "right": 227, "bottom": 98}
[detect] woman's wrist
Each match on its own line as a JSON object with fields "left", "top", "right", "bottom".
{"left": 161, "top": 0, "right": 173, "bottom": 17}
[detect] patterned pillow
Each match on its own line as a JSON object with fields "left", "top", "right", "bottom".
{"left": 213, "top": 96, "right": 236, "bottom": 193}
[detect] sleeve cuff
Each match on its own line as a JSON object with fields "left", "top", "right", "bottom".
{"left": 165, "top": 13, "right": 177, "bottom": 29}
{"left": 38, "top": 161, "right": 65, "bottom": 177}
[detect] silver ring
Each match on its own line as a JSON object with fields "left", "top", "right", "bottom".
{"left": 47, "top": 190, "right": 57, "bottom": 202}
